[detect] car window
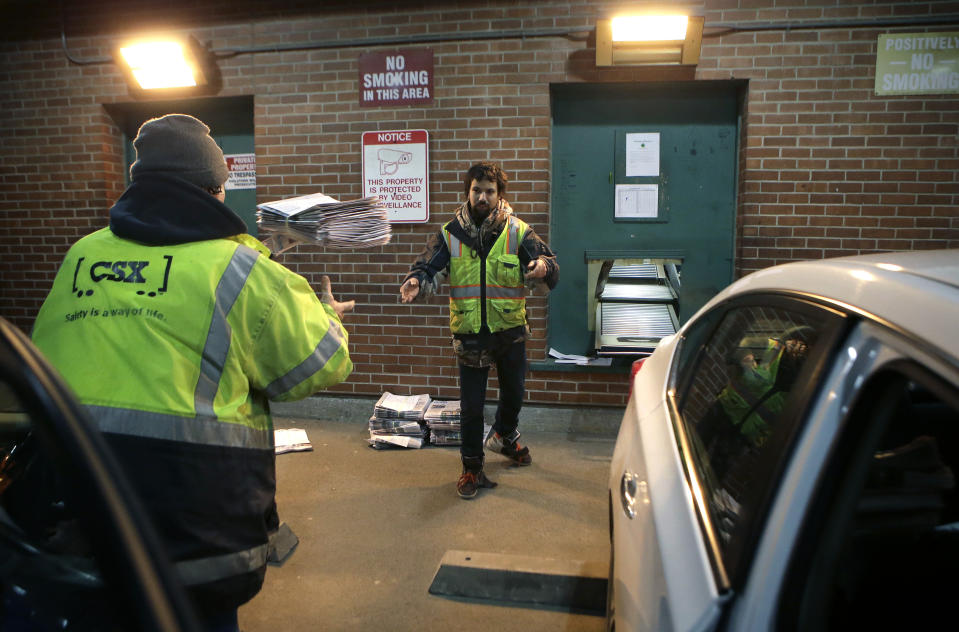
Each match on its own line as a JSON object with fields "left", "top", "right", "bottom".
{"left": 787, "top": 363, "right": 959, "bottom": 631}
{"left": 675, "top": 302, "right": 835, "bottom": 583}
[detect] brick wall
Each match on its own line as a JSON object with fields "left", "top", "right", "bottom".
{"left": 697, "top": 2, "right": 959, "bottom": 271}
{"left": 2, "top": 0, "right": 957, "bottom": 409}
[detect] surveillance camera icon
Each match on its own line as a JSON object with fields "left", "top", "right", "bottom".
{"left": 378, "top": 148, "right": 413, "bottom": 175}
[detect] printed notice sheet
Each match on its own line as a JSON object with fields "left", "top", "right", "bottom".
{"left": 615, "top": 184, "right": 659, "bottom": 219}
{"left": 625, "top": 133, "right": 660, "bottom": 177}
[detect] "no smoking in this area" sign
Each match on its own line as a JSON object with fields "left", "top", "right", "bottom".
{"left": 362, "top": 129, "right": 429, "bottom": 223}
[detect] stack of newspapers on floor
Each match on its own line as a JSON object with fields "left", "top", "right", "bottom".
{"left": 368, "top": 392, "right": 431, "bottom": 449}
{"left": 424, "top": 399, "right": 462, "bottom": 446}
{"left": 256, "top": 191, "right": 392, "bottom": 254}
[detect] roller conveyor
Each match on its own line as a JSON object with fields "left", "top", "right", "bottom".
{"left": 594, "top": 261, "right": 681, "bottom": 356}
{"left": 600, "top": 303, "right": 677, "bottom": 338}
{"left": 600, "top": 282, "right": 675, "bottom": 302}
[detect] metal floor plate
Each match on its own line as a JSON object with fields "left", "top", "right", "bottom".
{"left": 428, "top": 550, "right": 607, "bottom": 615}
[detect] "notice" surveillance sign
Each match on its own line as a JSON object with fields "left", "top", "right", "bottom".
{"left": 362, "top": 129, "right": 429, "bottom": 223}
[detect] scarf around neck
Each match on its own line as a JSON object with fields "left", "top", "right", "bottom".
{"left": 453, "top": 199, "right": 513, "bottom": 251}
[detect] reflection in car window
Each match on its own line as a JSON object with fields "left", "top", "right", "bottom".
{"left": 677, "top": 304, "right": 828, "bottom": 578}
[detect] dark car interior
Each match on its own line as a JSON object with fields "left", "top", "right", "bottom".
{"left": 788, "top": 362, "right": 959, "bottom": 631}
{"left": 0, "top": 317, "right": 201, "bottom": 631}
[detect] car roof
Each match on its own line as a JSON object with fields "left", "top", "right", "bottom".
{"left": 706, "top": 249, "right": 959, "bottom": 361}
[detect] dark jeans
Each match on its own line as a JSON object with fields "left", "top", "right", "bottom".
{"left": 459, "top": 340, "right": 526, "bottom": 458}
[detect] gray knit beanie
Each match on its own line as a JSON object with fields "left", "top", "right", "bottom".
{"left": 129, "top": 114, "right": 229, "bottom": 190}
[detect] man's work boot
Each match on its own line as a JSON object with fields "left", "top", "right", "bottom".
{"left": 457, "top": 455, "right": 497, "bottom": 499}
{"left": 485, "top": 428, "right": 532, "bottom": 466}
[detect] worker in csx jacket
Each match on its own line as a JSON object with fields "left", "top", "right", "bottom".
{"left": 31, "top": 114, "right": 353, "bottom": 631}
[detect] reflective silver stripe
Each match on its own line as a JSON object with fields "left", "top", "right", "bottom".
{"left": 450, "top": 286, "right": 524, "bottom": 299}
{"left": 507, "top": 217, "right": 521, "bottom": 255}
{"left": 486, "top": 286, "right": 525, "bottom": 298}
{"left": 195, "top": 245, "right": 259, "bottom": 418}
{"left": 447, "top": 232, "right": 462, "bottom": 258}
{"left": 175, "top": 543, "right": 270, "bottom": 586}
{"left": 264, "top": 319, "right": 347, "bottom": 399}
{"left": 86, "top": 405, "right": 273, "bottom": 450}
{"left": 450, "top": 286, "right": 479, "bottom": 299}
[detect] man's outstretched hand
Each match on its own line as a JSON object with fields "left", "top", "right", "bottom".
{"left": 320, "top": 275, "right": 355, "bottom": 320}
{"left": 400, "top": 277, "right": 420, "bottom": 303}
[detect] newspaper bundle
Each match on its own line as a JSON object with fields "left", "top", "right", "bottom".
{"left": 368, "top": 392, "right": 431, "bottom": 449}
{"left": 256, "top": 192, "right": 392, "bottom": 254}
{"left": 423, "top": 399, "right": 462, "bottom": 446}
{"left": 274, "top": 428, "right": 313, "bottom": 454}
{"left": 373, "top": 392, "right": 432, "bottom": 420}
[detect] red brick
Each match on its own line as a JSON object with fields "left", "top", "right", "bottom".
{"left": 1, "top": 1, "right": 956, "bottom": 407}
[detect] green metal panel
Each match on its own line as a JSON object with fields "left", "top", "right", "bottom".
{"left": 108, "top": 96, "right": 257, "bottom": 235}
{"left": 548, "top": 82, "right": 742, "bottom": 356}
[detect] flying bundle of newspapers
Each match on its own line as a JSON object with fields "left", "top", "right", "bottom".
{"left": 368, "top": 392, "right": 431, "bottom": 449}
{"left": 256, "top": 192, "right": 392, "bottom": 254}
{"left": 423, "top": 399, "right": 462, "bottom": 446}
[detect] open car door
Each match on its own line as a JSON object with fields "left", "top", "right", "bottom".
{"left": 0, "top": 316, "right": 201, "bottom": 631}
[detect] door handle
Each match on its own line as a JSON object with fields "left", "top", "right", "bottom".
{"left": 620, "top": 471, "right": 648, "bottom": 519}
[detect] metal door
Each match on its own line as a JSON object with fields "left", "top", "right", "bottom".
{"left": 548, "top": 82, "right": 742, "bottom": 356}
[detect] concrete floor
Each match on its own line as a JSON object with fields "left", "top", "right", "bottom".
{"left": 239, "top": 416, "right": 617, "bottom": 632}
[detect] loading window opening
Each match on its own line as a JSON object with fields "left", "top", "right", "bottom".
{"left": 588, "top": 255, "right": 682, "bottom": 357}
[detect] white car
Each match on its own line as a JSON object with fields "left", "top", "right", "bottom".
{"left": 607, "top": 250, "right": 959, "bottom": 631}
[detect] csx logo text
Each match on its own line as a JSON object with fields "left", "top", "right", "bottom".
{"left": 90, "top": 261, "right": 149, "bottom": 283}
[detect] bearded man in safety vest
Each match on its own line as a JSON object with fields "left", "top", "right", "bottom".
{"left": 400, "top": 162, "right": 559, "bottom": 499}
{"left": 31, "top": 114, "right": 354, "bottom": 630}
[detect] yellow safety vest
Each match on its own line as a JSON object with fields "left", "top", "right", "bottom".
{"left": 443, "top": 216, "right": 528, "bottom": 334}
{"left": 31, "top": 227, "right": 351, "bottom": 593}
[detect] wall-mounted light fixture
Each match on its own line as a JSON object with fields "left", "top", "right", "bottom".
{"left": 596, "top": 14, "right": 705, "bottom": 67}
{"left": 114, "top": 35, "right": 220, "bottom": 94}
